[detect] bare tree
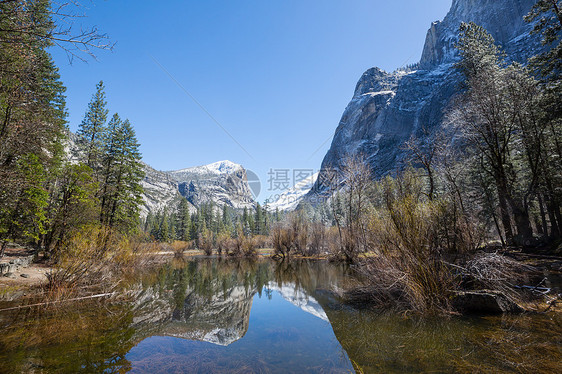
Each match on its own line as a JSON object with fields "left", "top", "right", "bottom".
{"left": 0, "top": 0, "right": 113, "bottom": 63}
{"left": 330, "top": 154, "right": 372, "bottom": 262}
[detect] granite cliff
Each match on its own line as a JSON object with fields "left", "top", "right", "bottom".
{"left": 305, "top": 0, "right": 540, "bottom": 203}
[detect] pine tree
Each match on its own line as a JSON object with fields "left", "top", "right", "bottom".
{"left": 160, "top": 209, "right": 170, "bottom": 242}
{"left": 0, "top": 2, "right": 67, "bottom": 256}
{"left": 77, "top": 81, "right": 108, "bottom": 170}
{"left": 451, "top": 22, "right": 557, "bottom": 243}
{"left": 99, "top": 114, "right": 144, "bottom": 232}
{"left": 254, "top": 203, "right": 263, "bottom": 235}
{"left": 144, "top": 211, "right": 154, "bottom": 233}
{"left": 176, "top": 198, "right": 191, "bottom": 241}
{"left": 526, "top": 0, "right": 562, "bottom": 86}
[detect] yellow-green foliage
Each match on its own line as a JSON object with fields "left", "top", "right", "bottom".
{"left": 46, "top": 224, "right": 155, "bottom": 295}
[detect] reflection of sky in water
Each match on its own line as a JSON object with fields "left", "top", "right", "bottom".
{"left": 126, "top": 286, "right": 352, "bottom": 373}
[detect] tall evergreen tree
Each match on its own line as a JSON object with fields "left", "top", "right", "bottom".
{"left": 0, "top": 1, "right": 67, "bottom": 256}
{"left": 451, "top": 22, "right": 561, "bottom": 243}
{"left": 77, "top": 81, "right": 108, "bottom": 170}
{"left": 176, "top": 198, "right": 191, "bottom": 241}
{"left": 99, "top": 114, "right": 144, "bottom": 232}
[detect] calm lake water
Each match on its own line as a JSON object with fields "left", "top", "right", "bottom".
{"left": 0, "top": 257, "right": 560, "bottom": 373}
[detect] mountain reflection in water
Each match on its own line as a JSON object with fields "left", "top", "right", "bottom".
{"left": 0, "top": 257, "right": 560, "bottom": 373}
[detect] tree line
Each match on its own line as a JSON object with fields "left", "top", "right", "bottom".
{"left": 144, "top": 200, "right": 281, "bottom": 245}
{"left": 0, "top": 1, "right": 143, "bottom": 257}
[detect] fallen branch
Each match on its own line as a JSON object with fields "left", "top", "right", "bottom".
{"left": 0, "top": 292, "right": 115, "bottom": 312}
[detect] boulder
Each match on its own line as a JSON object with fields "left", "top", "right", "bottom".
{"left": 452, "top": 290, "right": 524, "bottom": 314}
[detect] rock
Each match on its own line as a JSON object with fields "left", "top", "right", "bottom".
{"left": 451, "top": 290, "right": 524, "bottom": 314}
{"left": 304, "top": 0, "right": 540, "bottom": 205}
{"left": 3, "top": 272, "right": 14, "bottom": 278}
{"left": 20, "top": 273, "right": 30, "bottom": 278}
{"left": 169, "top": 160, "right": 256, "bottom": 211}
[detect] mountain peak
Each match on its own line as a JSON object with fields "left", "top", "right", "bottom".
{"left": 420, "top": 0, "right": 536, "bottom": 69}
{"left": 169, "top": 160, "right": 243, "bottom": 176}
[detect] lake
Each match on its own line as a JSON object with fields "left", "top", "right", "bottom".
{"left": 0, "top": 257, "right": 560, "bottom": 373}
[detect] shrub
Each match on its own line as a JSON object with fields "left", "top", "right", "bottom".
{"left": 197, "top": 228, "right": 214, "bottom": 256}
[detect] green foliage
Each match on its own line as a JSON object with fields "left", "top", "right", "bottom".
{"left": 77, "top": 81, "right": 108, "bottom": 169}
{"left": 176, "top": 198, "right": 192, "bottom": 241}
{"left": 98, "top": 115, "right": 144, "bottom": 233}
{"left": 44, "top": 162, "right": 99, "bottom": 251}
{"left": 526, "top": 0, "right": 562, "bottom": 84}
{"left": 450, "top": 21, "right": 562, "bottom": 244}
{"left": 0, "top": 1, "right": 67, "bottom": 255}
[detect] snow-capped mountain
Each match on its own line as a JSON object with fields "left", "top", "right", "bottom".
{"left": 304, "top": 0, "right": 540, "bottom": 203}
{"left": 167, "top": 160, "right": 256, "bottom": 211}
{"left": 267, "top": 172, "right": 318, "bottom": 211}
{"left": 170, "top": 160, "right": 241, "bottom": 178}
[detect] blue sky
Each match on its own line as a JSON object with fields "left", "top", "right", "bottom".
{"left": 52, "top": 0, "right": 452, "bottom": 202}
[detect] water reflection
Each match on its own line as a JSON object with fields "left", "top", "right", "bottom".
{"left": 0, "top": 258, "right": 560, "bottom": 373}
{"left": 129, "top": 259, "right": 265, "bottom": 347}
{"left": 266, "top": 282, "right": 328, "bottom": 321}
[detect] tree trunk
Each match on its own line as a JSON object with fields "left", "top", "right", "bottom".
{"left": 537, "top": 194, "right": 549, "bottom": 236}
{"left": 0, "top": 240, "right": 7, "bottom": 258}
{"left": 496, "top": 185, "right": 514, "bottom": 244}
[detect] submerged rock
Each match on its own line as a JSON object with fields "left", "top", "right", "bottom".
{"left": 452, "top": 290, "right": 524, "bottom": 314}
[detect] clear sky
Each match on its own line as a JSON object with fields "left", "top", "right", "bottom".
{"left": 51, "top": 0, "right": 452, "bottom": 202}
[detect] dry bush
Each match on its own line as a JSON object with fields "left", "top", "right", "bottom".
{"left": 170, "top": 240, "right": 189, "bottom": 257}
{"left": 289, "top": 211, "right": 308, "bottom": 255}
{"left": 242, "top": 235, "right": 257, "bottom": 257}
{"left": 228, "top": 226, "right": 257, "bottom": 257}
{"left": 197, "top": 228, "right": 214, "bottom": 256}
{"left": 271, "top": 222, "right": 295, "bottom": 258}
{"left": 270, "top": 211, "right": 313, "bottom": 258}
{"left": 356, "top": 252, "right": 456, "bottom": 313}
{"left": 45, "top": 225, "right": 115, "bottom": 293}
{"left": 354, "top": 171, "right": 464, "bottom": 313}
{"left": 325, "top": 227, "right": 342, "bottom": 259}
{"left": 44, "top": 225, "right": 156, "bottom": 298}
{"left": 329, "top": 155, "right": 373, "bottom": 262}
{"left": 308, "top": 223, "right": 326, "bottom": 256}
{"left": 253, "top": 235, "right": 270, "bottom": 249}
{"left": 216, "top": 231, "right": 231, "bottom": 256}
{"left": 461, "top": 252, "right": 538, "bottom": 299}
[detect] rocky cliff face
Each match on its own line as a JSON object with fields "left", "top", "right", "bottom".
{"left": 140, "top": 162, "right": 187, "bottom": 218}
{"left": 305, "top": 0, "right": 539, "bottom": 202}
{"left": 167, "top": 160, "right": 256, "bottom": 211}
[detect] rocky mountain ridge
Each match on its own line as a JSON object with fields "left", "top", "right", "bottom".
{"left": 167, "top": 160, "right": 256, "bottom": 211}
{"left": 304, "top": 0, "right": 540, "bottom": 203}
{"left": 140, "top": 159, "right": 257, "bottom": 217}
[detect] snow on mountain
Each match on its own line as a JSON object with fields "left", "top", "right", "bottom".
{"left": 267, "top": 172, "right": 318, "bottom": 212}
{"left": 167, "top": 160, "right": 255, "bottom": 211}
{"left": 140, "top": 162, "right": 189, "bottom": 218}
{"left": 170, "top": 160, "right": 242, "bottom": 178}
